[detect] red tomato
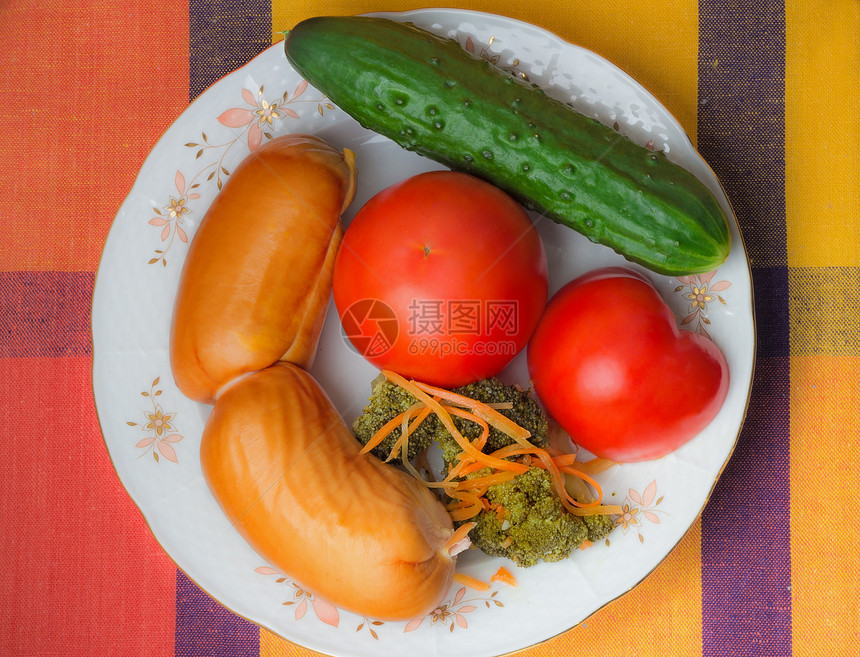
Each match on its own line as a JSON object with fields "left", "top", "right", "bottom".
{"left": 527, "top": 266, "right": 729, "bottom": 462}
{"left": 333, "top": 171, "right": 548, "bottom": 387}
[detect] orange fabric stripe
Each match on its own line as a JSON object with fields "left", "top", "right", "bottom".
{"left": 260, "top": 629, "right": 325, "bottom": 656}
{"left": 790, "top": 354, "right": 860, "bottom": 654}
{"left": 0, "top": 0, "right": 190, "bottom": 272}
{"left": 786, "top": 3, "right": 860, "bottom": 653}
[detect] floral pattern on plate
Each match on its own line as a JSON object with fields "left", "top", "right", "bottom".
{"left": 249, "top": 476, "right": 670, "bottom": 637}
{"left": 615, "top": 480, "right": 667, "bottom": 543}
{"left": 126, "top": 376, "right": 183, "bottom": 463}
{"left": 675, "top": 270, "right": 733, "bottom": 338}
{"left": 146, "top": 83, "right": 333, "bottom": 267}
{"left": 256, "top": 566, "right": 509, "bottom": 638}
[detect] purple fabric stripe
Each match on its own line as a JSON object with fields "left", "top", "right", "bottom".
{"left": 701, "top": 353, "right": 792, "bottom": 655}
{"left": 698, "top": 1, "right": 791, "bottom": 655}
{"left": 176, "top": 3, "right": 270, "bottom": 653}
{"left": 188, "top": 0, "right": 273, "bottom": 101}
{"left": 746, "top": 264, "right": 790, "bottom": 361}
{"left": 175, "top": 570, "right": 260, "bottom": 657}
{"left": 0, "top": 271, "right": 94, "bottom": 358}
{"left": 698, "top": 1, "right": 787, "bottom": 271}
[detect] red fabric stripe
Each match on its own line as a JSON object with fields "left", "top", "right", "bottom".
{"left": 0, "top": 357, "right": 176, "bottom": 656}
{"left": 0, "top": 0, "right": 190, "bottom": 272}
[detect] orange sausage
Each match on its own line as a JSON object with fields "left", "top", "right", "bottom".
{"left": 170, "top": 134, "right": 356, "bottom": 403}
{"left": 200, "top": 362, "right": 458, "bottom": 620}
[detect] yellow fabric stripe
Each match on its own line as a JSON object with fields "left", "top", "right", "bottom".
{"left": 785, "top": 1, "right": 860, "bottom": 269}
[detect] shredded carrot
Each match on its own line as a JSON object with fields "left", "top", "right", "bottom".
{"left": 548, "top": 452, "right": 579, "bottom": 467}
{"left": 492, "top": 503, "right": 508, "bottom": 523}
{"left": 386, "top": 403, "right": 434, "bottom": 462}
{"left": 576, "top": 457, "right": 618, "bottom": 475}
{"left": 399, "top": 440, "right": 424, "bottom": 482}
{"left": 444, "top": 522, "right": 476, "bottom": 556}
{"left": 555, "top": 464, "right": 604, "bottom": 501}
{"left": 389, "top": 403, "right": 420, "bottom": 462}
{"left": 579, "top": 540, "right": 594, "bottom": 551}
{"left": 484, "top": 443, "right": 586, "bottom": 512}
{"left": 455, "top": 470, "right": 517, "bottom": 495}
{"left": 425, "top": 457, "right": 504, "bottom": 495}
{"left": 446, "top": 489, "right": 480, "bottom": 504}
{"left": 486, "top": 443, "right": 624, "bottom": 515}
{"left": 394, "top": 406, "right": 415, "bottom": 463}
{"left": 382, "top": 370, "right": 529, "bottom": 475}
{"left": 428, "top": 468, "right": 517, "bottom": 521}
{"left": 444, "top": 405, "right": 490, "bottom": 451}
{"left": 410, "top": 379, "right": 532, "bottom": 443}
{"left": 456, "top": 459, "right": 494, "bottom": 477}
{"left": 359, "top": 408, "right": 412, "bottom": 454}
{"left": 490, "top": 566, "right": 518, "bottom": 587}
{"left": 371, "top": 370, "right": 623, "bottom": 522}
{"left": 453, "top": 572, "right": 491, "bottom": 592}
{"left": 439, "top": 458, "right": 470, "bottom": 484}
{"left": 547, "top": 459, "right": 622, "bottom": 516}
{"left": 446, "top": 489, "right": 485, "bottom": 521}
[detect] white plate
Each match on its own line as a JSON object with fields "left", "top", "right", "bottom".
{"left": 92, "top": 9, "right": 754, "bottom": 657}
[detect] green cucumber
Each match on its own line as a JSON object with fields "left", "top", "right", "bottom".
{"left": 284, "top": 16, "right": 731, "bottom": 276}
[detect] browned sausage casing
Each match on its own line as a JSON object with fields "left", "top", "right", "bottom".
{"left": 201, "top": 362, "right": 457, "bottom": 620}
{"left": 170, "top": 134, "right": 356, "bottom": 403}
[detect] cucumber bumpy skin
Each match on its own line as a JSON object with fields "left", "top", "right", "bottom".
{"left": 284, "top": 16, "right": 731, "bottom": 276}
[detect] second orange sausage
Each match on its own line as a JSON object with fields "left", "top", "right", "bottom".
{"left": 200, "top": 362, "right": 458, "bottom": 620}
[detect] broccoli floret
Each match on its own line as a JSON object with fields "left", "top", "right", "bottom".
{"left": 352, "top": 376, "right": 548, "bottom": 463}
{"left": 465, "top": 468, "right": 615, "bottom": 568}
{"left": 351, "top": 378, "right": 440, "bottom": 461}
{"left": 437, "top": 378, "right": 549, "bottom": 466}
{"left": 351, "top": 375, "right": 615, "bottom": 568}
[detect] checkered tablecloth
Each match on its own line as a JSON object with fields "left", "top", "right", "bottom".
{"left": 2, "top": 0, "right": 857, "bottom": 655}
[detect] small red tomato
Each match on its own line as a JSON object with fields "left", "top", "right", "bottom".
{"left": 527, "top": 266, "right": 729, "bottom": 462}
{"left": 333, "top": 171, "right": 548, "bottom": 387}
